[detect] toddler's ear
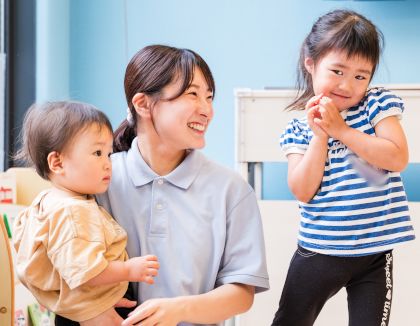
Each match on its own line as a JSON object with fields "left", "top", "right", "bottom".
{"left": 47, "top": 151, "right": 63, "bottom": 175}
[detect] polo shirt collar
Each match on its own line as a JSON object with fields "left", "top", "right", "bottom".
{"left": 126, "top": 137, "right": 204, "bottom": 189}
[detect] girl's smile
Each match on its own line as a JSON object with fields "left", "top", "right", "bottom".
{"left": 305, "top": 50, "right": 373, "bottom": 111}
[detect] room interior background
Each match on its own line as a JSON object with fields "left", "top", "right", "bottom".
{"left": 6, "top": 0, "right": 420, "bottom": 199}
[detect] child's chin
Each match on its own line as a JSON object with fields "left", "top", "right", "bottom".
{"left": 96, "top": 187, "right": 109, "bottom": 194}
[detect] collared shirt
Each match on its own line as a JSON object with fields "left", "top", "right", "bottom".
{"left": 96, "top": 138, "right": 269, "bottom": 325}
{"left": 280, "top": 88, "right": 415, "bottom": 256}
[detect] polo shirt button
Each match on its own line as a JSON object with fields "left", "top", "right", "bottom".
{"left": 156, "top": 203, "right": 163, "bottom": 210}
{"left": 157, "top": 179, "right": 164, "bottom": 185}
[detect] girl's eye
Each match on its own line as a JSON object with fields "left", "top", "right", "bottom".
{"left": 355, "top": 75, "right": 366, "bottom": 80}
{"left": 187, "top": 91, "right": 198, "bottom": 97}
{"left": 94, "top": 150, "right": 102, "bottom": 157}
{"left": 332, "top": 70, "right": 343, "bottom": 76}
{"left": 108, "top": 152, "right": 113, "bottom": 158}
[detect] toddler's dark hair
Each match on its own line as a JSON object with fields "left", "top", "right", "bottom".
{"left": 16, "top": 101, "right": 113, "bottom": 180}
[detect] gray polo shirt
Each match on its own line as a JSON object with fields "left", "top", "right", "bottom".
{"left": 96, "top": 138, "right": 269, "bottom": 324}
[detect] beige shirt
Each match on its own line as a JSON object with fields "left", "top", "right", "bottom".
{"left": 13, "top": 190, "right": 129, "bottom": 322}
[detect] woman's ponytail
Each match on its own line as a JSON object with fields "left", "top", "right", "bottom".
{"left": 113, "top": 119, "right": 136, "bottom": 152}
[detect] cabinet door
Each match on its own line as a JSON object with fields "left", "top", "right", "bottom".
{"left": 0, "top": 218, "right": 14, "bottom": 326}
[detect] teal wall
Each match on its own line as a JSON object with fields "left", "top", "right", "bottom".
{"left": 37, "top": 0, "right": 420, "bottom": 199}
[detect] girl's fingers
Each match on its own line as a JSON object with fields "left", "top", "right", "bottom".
{"left": 307, "top": 106, "right": 320, "bottom": 120}
{"left": 306, "top": 93, "right": 324, "bottom": 110}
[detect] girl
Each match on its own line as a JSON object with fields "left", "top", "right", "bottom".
{"left": 272, "top": 9, "right": 414, "bottom": 326}
{"left": 92, "top": 45, "right": 269, "bottom": 326}
{"left": 13, "top": 102, "right": 159, "bottom": 325}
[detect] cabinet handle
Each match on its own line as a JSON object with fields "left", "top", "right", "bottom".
{"left": 0, "top": 306, "right": 7, "bottom": 313}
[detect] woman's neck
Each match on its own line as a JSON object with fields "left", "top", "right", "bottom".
{"left": 137, "top": 138, "right": 187, "bottom": 176}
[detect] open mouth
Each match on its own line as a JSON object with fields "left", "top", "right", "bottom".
{"left": 187, "top": 122, "right": 205, "bottom": 132}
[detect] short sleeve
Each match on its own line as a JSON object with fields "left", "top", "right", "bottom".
{"left": 216, "top": 189, "right": 269, "bottom": 293}
{"left": 47, "top": 206, "right": 109, "bottom": 290}
{"left": 367, "top": 88, "right": 404, "bottom": 127}
{"left": 279, "top": 118, "right": 310, "bottom": 156}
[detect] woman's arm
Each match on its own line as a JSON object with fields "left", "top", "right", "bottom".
{"left": 85, "top": 255, "right": 159, "bottom": 286}
{"left": 121, "top": 283, "right": 254, "bottom": 326}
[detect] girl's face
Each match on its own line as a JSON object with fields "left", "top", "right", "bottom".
{"left": 151, "top": 68, "right": 214, "bottom": 152}
{"left": 305, "top": 50, "right": 374, "bottom": 111}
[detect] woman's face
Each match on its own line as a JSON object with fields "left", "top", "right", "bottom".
{"left": 305, "top": 49, "right": 373, "bottom": 111}
{"left": 151, "top": 68, "right": 214, "bottom": 152}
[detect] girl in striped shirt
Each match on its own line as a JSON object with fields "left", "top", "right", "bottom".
{"left": 272, "top": 9, "right": 414, "bottom": 326}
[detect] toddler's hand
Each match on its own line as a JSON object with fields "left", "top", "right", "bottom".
{"left": 126, "top": 255, "right": 159, "bottom": 284}
{"left": 114, "top": 297, "right": 137, "bottom": 308}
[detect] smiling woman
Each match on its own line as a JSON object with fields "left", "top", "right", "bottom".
{"left": 90, "top": 45, "right": 270, "bottom": 326}
{"left": 136, "top": 68, "right": 214, "bottom": 162}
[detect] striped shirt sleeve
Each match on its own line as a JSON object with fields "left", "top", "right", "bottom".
{"left": 279, "top": 118, "right": 310, "bottom": 156}
{"left": 367, "top": 88, "right": 404, "bottom": 127}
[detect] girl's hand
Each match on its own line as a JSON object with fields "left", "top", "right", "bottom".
{"left": 121, "top": 297, "right": 181, "bottom": 326}
{"left": 126, "top": 255, "right": 159, "bottom": 284}
{"left": 316, "top": 96, "right": 349, "bottom": 139}
{"left": 306, "top": 94, "right": 328, "bottom": 139}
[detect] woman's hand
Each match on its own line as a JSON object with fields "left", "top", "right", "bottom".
{"left": 121, "top": 297, "right": 181, "bottom": 326}
{"left": 121, "top": 284, "right": 254, "bottom": 325}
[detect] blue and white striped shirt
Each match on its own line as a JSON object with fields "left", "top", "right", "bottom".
{"left": 280, "top": 88, "right": 415, "bottom": 256}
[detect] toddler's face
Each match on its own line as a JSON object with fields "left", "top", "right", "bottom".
{"left": 305, "top": 49, "right": 373, "bottom": 111}
{"left": 59, "top": 124, "right": 113, "bottom": 195}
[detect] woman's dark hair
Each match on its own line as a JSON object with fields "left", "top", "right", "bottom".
{"left": 114, "top": 44, "right": 215, "bottom": 152}
{"left": 288, "top": 9, "right": 384, "bottom": 110}
{"left": 16, "top": 101, "right": 113, "bottom": 180}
